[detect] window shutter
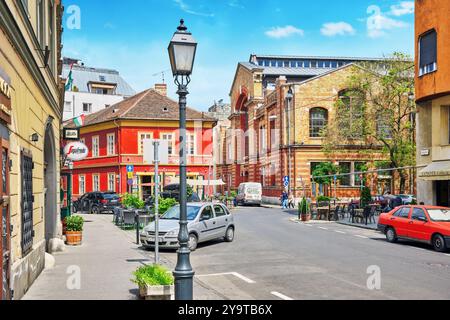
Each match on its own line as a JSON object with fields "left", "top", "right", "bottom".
{"left": 420, "top": 30, "right": 437, "bottom": 68}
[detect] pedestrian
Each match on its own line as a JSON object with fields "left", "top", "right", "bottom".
{"left": 288, "top": 193, "right": 295, "bottom": 209}
{"left": 281, "top": 191, "right": 288, "bottom": 209}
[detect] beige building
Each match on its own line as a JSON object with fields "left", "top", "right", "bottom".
{"left": 0, "top": 0, "right": 64, "bottom": 299}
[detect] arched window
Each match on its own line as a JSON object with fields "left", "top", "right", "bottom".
{"left": 310, "top": 108, "right": 328, "bottom": 138}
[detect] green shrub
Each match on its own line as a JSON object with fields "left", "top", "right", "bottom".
{"left": 317, "top": 196, "right": 331, "bottom": 203}
{"left": 158, "top": 198, "right": 178, "bottom": 215}
{"left": 360, "top": 186, "right": 372, "bottom": 208}
{"left": 65, "top": 215, "right": 84, "bottom": 232}
{"left": 132, "top": 265, "right": 174, "bottom": 287}
{"left": 122, "top": 193, "right": 145, "bottom": 209}
{"left": 299, "top": 198, "right": 310, "bottom": 215}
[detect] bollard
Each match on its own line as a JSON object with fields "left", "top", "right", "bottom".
{"left": 135, "top": 210, "right": 140, "bottom": 245}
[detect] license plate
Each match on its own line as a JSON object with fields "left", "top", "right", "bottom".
{"left": 149, "top": 237, "right": 163, "bottom": 243}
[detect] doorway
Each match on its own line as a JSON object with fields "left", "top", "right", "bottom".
{"left": 44, "top": 123, "right": 58, "bottom": 251}
{"left": 0, "top": 134, "right": 10, "bottom": 300}
{"left": 436, "top": 181, "right": 450, "bottom": 207}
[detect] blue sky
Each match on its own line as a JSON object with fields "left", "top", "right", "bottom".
{"left": 62, "top": 0, "right": 415, "bottom": 110}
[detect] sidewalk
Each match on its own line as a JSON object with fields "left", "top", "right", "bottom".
{"left": 22, "top": 214, "right": 222, "bottom": 300}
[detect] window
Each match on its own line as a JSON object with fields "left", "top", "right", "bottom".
{"left": 270, "top": 60, "right": 277, "bottom": 67}
{"left": 107, "top": 134, "right": 115, "bottom": 156}
{"left": 339, "top": 162, "right": 351, "bottom": 186}
{"left": 310, "top": 61, "right": 317, "bottom": 68}
{"left": 93, "top": 175, "right": 100, "bottom": 192}
{"left": 187, "top": 134, "right": 196, "bottom": 155}
{"left": 21, "top": 151, "right": 33, "bottom": 255}
{"left": 99, "top": 75, "right": 106, "bottom": 82}
{"left": 48, "top": 0, "right": 55, "bottom": 73}
{"left": 83, "top": 103, "right": 92, "bottom": 113}
{"left": 310, "top": 108, "right": 328, "bottom": 138}
{"left": 264, "top": 60, "right": 270, "bottom": 67}
{"left": 318, "top": 61, "right": 325, "bottom": 68}
{"left": 394, "top": 207, "right": 410, "bottom": 219}
{"left": 290, "top": 61, "right": 297, "bottom": 68}
{"left": 277, "top": 61, "right": 283, "bottom": 67}
{"left": 260, "top": 126, "right": 267, "bottom": 153}
{"left": 331, "top": 61, "right": 338, "bottom": 68}
{"left": 214, "top": 205, "right": 227, "bottom": 217}
{"left": 108, "top": 173, "right": 116, "bottom": 192}
{"left": 36, "top": 0, "right": 45, "bottom": 47}
{"left": 376, "top": 114, "right": 392, "bottom": 139}
{"left": 338, "top": 90, "right": 365, "bottom": 139}
{"left": 227, "top": 141, "right": 233, "bottom": 162}
{"left": 64, "top": 101, "right": 72, "bottom": 112}
{"left": 412, "top": 208, "right": 427, "bottom": 222}
{"left": 161, "top": 133, "right": 174, "bottom": 155}
{"left": 284, "top": 61, "right": 289, "bottom": 67}
{"left": 324, "top": 61, "right": 331, "bottom": 68}
{"left": 79, "top": 175, "right": 86, "bottom": 195}
{"left": 419, "top": 30, "right": 437, "bottom": 76}
{"left": 303, "top": 60, "right": 310, "bottom": 68}
{"left": 92, "top": 136, "right": 99, "bottom": 157}
{"left": 139, "top": 133, "right": 153, "bottom": 155}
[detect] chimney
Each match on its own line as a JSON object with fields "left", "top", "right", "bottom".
{"left": 154, "top": 83, "right": 167, "bottom": 97}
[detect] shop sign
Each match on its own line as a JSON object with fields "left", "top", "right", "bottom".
{"left": 0, "top": 68, "right": 12, "bottom": 124}
{"left": 63, "top": 128, "right": 80, "bottom": 140}
{"left": 64, "top": 141, "right": 89, "bottom": 161}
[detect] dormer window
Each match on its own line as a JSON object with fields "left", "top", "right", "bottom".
{"left": 419, "top": 30, "right": 437, "bottom": 76}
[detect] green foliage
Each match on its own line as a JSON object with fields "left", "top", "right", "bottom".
{"left": 360, "top": 186, "right": 372, "bottom": 208}
{"left": 122, "top": 193, "right": 145, "bottom": 209}
{"left": 132, "top": 264, "right": 174, "bottom": 287}
{"left": 65, "top": 215, "right": 84, "bottom": 232}
{"left": 317, "top": 196, "right": 331, "bottom": 202}
{"left": 230, "top": 191, "right": 237, "bottom": 198}
{"left": 299, "top": 198, "right": 310, "bottom": 215}
{"left": 312, "top": 162, "right": 339, "bottom": 185}
{"left": 158, "top": 198, "right": 178, "bottom": 215}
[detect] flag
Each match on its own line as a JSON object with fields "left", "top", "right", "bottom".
{"left": 65, "top": 63, "right": 74, "bottom": 91}
{"left": 73, "top": 115, "right": 85, "bottom": 127}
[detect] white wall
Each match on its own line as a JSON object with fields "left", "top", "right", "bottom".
{"left": 63, "top": 92, "right": 126, "bottom": 121}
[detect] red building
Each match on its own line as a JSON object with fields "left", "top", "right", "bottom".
{"left": 64, "top": 85, "right": 216, "bottom": 200}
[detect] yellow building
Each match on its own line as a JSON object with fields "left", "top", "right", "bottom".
{"left": 0, "top": 0, "right": 64, "bottom": 299}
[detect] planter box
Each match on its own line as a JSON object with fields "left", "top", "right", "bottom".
{"left": 66, "top": 231, "right": 82, "bottom": 246}
{"left": 139, "top": 285, "right": 174, "bottom": 301}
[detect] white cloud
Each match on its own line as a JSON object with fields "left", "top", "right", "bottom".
{"left": 390, "top": 1, "right": 414, "bottom": 16}
{"left": 265, "top": 25, "right": 304, "bottom": 39}
{"left": 321, "top": 22, "right": 355, "bottom": 37}
{"left": 173, "top": 0, "right": 214, "bottom": 17}
{"left": 366, "top": 5, "right": 409, "bottom": 38}
{"left": 228, "top": 0, "right": 244, "bottom": 9}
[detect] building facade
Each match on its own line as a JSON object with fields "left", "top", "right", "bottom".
{"left": 0, "top": 0, "right": 64, "bottom": 300}
{"left": 64, "top": 85, "right": 216, "bottom": 202}
{"left": 218, "top": 55, "right": 391, "bottom": 203}
{"left": 416, "top": 0, "right": 450, "bottom": 206}
{"left": 62, "top": 57, "right": 135, "bottom": 121}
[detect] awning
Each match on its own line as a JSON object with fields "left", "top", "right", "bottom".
{"left": 419, "top": 161, "right": 450, "bottom": 181}
{"left": 168, "top": 177, "right": 226, "bottom": 186}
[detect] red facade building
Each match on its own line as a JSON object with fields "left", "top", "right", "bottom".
{"left": 64, "top": 85, "right": 216, "bottom": 200}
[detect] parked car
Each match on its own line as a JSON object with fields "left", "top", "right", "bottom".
{"left": 161, "top": 184, "right": 201, "bottom": 203}
{"left": 397, "top": 194, "right": 417, "bottom": 205}
{"left": 373, "top": 195, "right": 390, "bottom": 209}
{"left": 236, "top": 183, "right": 262, "bottom": 206}
{"left": 140, "top": 202, "right": 235, "bottom": 251}
{"left": 73, "top": 192, "right": 121, "bottom": 215}
{"left": 378, "top": 205, "right": 450, "bottom": 252}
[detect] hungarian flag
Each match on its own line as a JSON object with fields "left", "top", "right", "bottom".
{"left": 65, "top": 64, "right": 74, "bottom": 91}
{"left": 73, "top": 115, "right": 85, "bottom": 127}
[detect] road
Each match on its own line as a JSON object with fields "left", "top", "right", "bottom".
{"left": 153, "top": 207, "right": 450, "bottom": 300}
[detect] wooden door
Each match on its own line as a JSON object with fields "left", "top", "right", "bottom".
{"left": 0, "top": 138, "right": 10, "bottom": 300}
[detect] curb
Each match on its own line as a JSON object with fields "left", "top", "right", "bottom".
{"left": 337, "top": 221, "right": 378, "bottom": 231}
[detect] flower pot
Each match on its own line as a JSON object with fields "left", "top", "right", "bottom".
{"left": 139, "top": 285, "right": 174, "bottom": 301}
{"left": 66, "top": 231, "right": 83, "bottom": 246}
{"left": 301, "top": 213, "right": 311, "bottom": 222}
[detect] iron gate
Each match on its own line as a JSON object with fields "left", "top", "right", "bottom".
{"left": 21, "top": 150, "right": 34, "bottom": 256}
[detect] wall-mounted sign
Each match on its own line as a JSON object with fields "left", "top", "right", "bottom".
{"left": 63, "top": 128, "right": 80, "bottom": 140}
{"left": 64, "top": 141, "right": 89, "bottom": 161}
{"left": 0, "top": 68, "right": 12, "bottom": 125}
{"left": 421, "top": 149, "right": 430, "bottom": 157}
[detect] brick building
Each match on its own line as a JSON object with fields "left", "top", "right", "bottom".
{"left": 64, "top": 85, "right": 216, "bottom": 202}
{"left": 218, "top": 55, "right": 392, "bottom": 203}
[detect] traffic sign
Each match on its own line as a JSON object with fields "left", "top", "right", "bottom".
{"left": 283, "top": 176, "right": 290, "bottom": 188}
{"left": 126, "top": 165, "right": 134, "bottom": 173}
{"left": 127, "top": 172, "right": 134, "bottom": 179}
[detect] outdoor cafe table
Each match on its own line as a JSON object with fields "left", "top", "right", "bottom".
{"left": 317, "top": 207, "right": 331, "bottom": 221}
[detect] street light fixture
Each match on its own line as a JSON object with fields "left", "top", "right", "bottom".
{"left": 285, "top": 86, "right": 293, "bottom": 194}
{"left": 168, "top": 19, "right": 197, "bottom": 301}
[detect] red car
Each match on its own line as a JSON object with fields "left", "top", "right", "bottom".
{"left": 378, "top": 206, "right": 450, "bottom": 252}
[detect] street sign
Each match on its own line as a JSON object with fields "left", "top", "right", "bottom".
{"left": 143, "top": 139, "right": 169, "bottom": 165}
{"left": 127, "top": 172, "right": 133, "bottom": 179}
{"left": 126, "top": 165, "right": 134, "bottom": 173}
{"left": 283, "top": 176, "right": 290, "bottom": 188}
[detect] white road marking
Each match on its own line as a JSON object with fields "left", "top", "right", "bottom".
{"left": 335, "top": 231, "right": 347, "bottom": 234}
{"left": 271, "top": 291, "right": 294, "bottom": 301}
{"left": 305, "top": 224, "right": 313, "bottom": 227}
{"left": 355, "top": 235, "right": 369, "bottom": 239}
{"left": 445, "top": 254, "right": 450, "bottom": 257}
{"left": 319, "top": 227, "right": 329, "bottom": 230}
{"left": 196, "top": 272, "right": 256, "bottom": 284}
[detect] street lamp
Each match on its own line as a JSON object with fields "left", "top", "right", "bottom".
{"left": 168, "top": 19, "right": 197, "bottom": 301}
{"left": 285, "top": 86, "right": 293, "bottom": 194}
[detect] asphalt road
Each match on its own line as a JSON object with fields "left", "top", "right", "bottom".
{"left": 157, "top": 207, "right": 450, "bottom": 300}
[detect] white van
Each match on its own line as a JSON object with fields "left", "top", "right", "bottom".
{"left": 236, "top": 183, "right": 263, "bottom": 206}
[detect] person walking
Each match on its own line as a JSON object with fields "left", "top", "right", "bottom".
{"left": 281, "top": 191, "right": 288, "bottom": 209}
{"left": 288, "top": 193, "right": 295, "bottom": 209}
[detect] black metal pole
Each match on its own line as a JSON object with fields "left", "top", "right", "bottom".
{"left": 173, "top": 82, "right": 195, "bottom": 300}
{"left": 135, "top": 210, "right": 140, "bottom": 245}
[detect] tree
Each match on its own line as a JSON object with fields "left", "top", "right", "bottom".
{"left": 323, "top": 52, "right": 416, "bottom": 193}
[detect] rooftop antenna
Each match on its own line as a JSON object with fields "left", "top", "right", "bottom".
{"left": 152, "top": 69, "right": 171, "bottom": 84}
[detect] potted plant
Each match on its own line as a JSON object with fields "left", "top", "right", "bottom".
{"left": 132, "top": 264, "right": 174, "bottom": 300}
{"left": 360, "top": 186, "right": 372, "bottom": 209}
{"left": 299, "top": 198, "right": 311, "bottom": 222}
{"left": 65, "top": 215, "right": 84, "bottom": 246}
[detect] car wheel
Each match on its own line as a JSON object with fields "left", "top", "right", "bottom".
{"left": 386, "top": 227, "right": 398, "bottom": 243}
{"left": 224, "top": 227, "right": 235, "bottom": 243}
{"left": 433, "top": 234, "right": 447, "bottom": 253}
{"left": 91, "top": 206, "right": 99, "bottom": 215}
{"left": 188, "top": 234, "right": 198, "bottom": 252}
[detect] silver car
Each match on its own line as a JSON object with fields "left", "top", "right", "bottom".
{"left": 140, "top": 203, "right": 235, "bottom": 251}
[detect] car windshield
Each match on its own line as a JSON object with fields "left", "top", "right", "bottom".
{"left": 427, "top": 209, "right": 450, "bottom": 222}
{"left": 161, "top": 205, "right": 201, "bottom": 221}
{"left": 103, "top": 194, "right": 119, "bottom": 200}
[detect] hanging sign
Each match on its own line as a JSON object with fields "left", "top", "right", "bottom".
{"left": 64, "top": 141, "right": 89, "bottom": 161}
{"left": 63, "top": 128, "right": 80, "bottom": 140}
{"left": 0, "top": 68, "right": 12, "bottom": 125}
